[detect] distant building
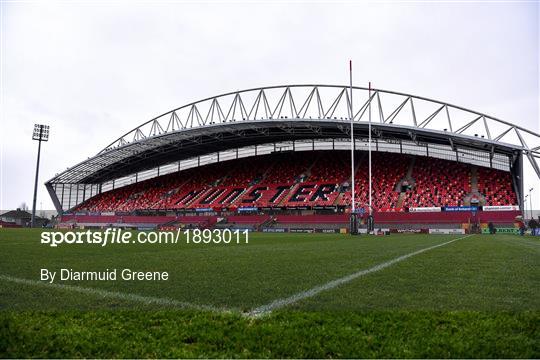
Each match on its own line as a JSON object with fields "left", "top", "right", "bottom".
{"left": 0, "top": 209, "right": 48, "bottom": 227}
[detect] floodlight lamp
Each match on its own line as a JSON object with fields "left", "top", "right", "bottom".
{"left": 32, "top": 124, "right": 50, "bottom": 141}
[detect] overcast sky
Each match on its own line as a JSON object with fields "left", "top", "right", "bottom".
{"left": 1, "top": 1, "right": 539, "bottom": 211}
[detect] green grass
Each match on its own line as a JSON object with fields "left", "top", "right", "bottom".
{"left": 2, "top": 311, "right": 538, "bottom": 358}
{"left": 0, "top": 228, "right": 539, "bottom": 357}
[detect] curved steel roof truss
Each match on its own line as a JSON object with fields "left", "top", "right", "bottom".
{"left": 48, "top": 85, "right": 540, "bottom": 186}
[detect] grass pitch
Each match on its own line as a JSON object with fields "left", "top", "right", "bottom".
{"left": 0, "top": 228, "right": 539, "bottom": 357}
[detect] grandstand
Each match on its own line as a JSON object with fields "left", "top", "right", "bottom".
{"left": 70, "top": 151, "right": 516, "bottom": 211}
{"left": 46, "top": 85, "right": 539, "bottom": 232}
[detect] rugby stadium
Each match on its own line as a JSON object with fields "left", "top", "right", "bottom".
{"left": 46, "top": 85, "right": 540, "bottom": 233}
{"left": 2, "top": 85, "right": 540, "bottom": 358}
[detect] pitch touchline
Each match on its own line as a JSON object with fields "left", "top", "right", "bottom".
{"left": 0, "top": 274, "right": 226, "bottom": 313}
{"left": 247, "top": 234, "right": 474, "bottom": 317}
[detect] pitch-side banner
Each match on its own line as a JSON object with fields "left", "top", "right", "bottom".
{"left": 429, "top": 229, "right": 466, "bottom": 235}
{"left": 237, "top": 207, "right": 258, "bottom": 212}
{"left": 482, "top": 205, "right": 519, "bottom": 212}
{"left": 408, "top": 207, "right": 442, "bottom": 213}
{"left": 482, "top": 227, "right": 518, "bottom": 234}
{"left": 444, "top": 206, "right": 478, "bottom": 212}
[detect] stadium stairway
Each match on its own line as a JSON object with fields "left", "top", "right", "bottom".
{"left": 158, "top": 218, "right": 179, "bottom": 228}
{"left": 336, "top": 152, "right": 364, "bottom": 206}
{"left": 279, "top": 154, "right": 319, "bottom": 206}
{"left": 471, "top": 166, "right": 479, "bottom": 193}
{"left": 203, "top": 217, "right": 217, "bottom": 229}
{"left": 463, "top": 166, "right": 486, "bottom": 206}
{"left": 262, "top": 160, "right": 276, "bottom": 179}
{"left": 303, "top": 153, "right": 320, "bottom": 179}
{"left": 280, "top": 183, "right": 299, "bottom": 206}
{"left": 333, "top": 192, "right": 345, "bottom": 206}
{"left": 259, "top": 216, "right": 275, "bottom": 230}
{"left": 396, "top": 157, "right": 416, "bottom": 208}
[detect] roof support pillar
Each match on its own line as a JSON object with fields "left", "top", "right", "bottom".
{"left": 46, "top": 182, "right": 63, "bottom": 214}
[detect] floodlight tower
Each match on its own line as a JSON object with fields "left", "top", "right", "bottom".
{"left": 524, "top": 194, "right": 529, "bottom": 219}
{"left": 31, "top": 124, "right": 50, "bottom": 227}
{"left": 528, "top": 187, "right": 534, "bottom": 221}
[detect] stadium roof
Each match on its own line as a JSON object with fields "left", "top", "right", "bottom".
{"left": 46, "top": 84, "right": 540, "bottom": 187}
{"left": 48, "top": 85, "right": 540, "bottom": 184}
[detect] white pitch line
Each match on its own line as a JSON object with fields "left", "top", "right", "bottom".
{"left": 0, "top": 274, "right": 226, "bottom": 313}
{"left": 248, "top": 234, "right": 474, "bottom": 317}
